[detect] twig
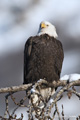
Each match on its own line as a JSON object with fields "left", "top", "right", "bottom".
{"left": 4, "top": 93, "right": 11, "bottom": 117}
{"left": 55, "top": 102, "right": 61, "bottom": 120}
{"left": 11, "top": 94, "right": 28, "bottom": 107}
{"left": 62, "top": 104, "right": 65, "bottom": 120}
{"left": 53, "top": 109, "right": 57, "bottom": 119}
{"left": 71, "top": 90, "right": 80, "bottom": 99}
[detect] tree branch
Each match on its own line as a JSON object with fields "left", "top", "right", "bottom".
{"left": 0, "top": 79, "right": 80, "bottom": 94}
{"left": 0, "top": 79, "right": 80, "bottom": 119}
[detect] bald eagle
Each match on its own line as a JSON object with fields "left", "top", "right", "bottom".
{"left": 23, "top": 21, "right": 64, "bottom": 100}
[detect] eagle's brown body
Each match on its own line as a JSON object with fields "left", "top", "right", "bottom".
{"left": 23, "top": 34, "right": 64, "bottom": 84}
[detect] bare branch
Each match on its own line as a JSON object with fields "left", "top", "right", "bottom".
{"left": 0, "top": 79, "right": 80, "bottom": 94}
{"left": 0, "top": 84, "right": 32, "bottom": 94}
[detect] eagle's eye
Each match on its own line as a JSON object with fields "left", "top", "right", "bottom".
{"left": 46, "top": 24, "right": 49, "bottom": 26}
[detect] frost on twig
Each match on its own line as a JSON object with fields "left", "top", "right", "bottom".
{"left": 0, "top": 77, "right": 80, "bottom": 119}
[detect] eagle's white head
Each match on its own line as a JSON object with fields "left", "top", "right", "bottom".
{"left": 38, "top": 21, "right": 58, "bottom": 38}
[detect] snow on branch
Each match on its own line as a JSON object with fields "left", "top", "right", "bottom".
{"left": 0, "top": 78, "right": 80, "bottom": 120}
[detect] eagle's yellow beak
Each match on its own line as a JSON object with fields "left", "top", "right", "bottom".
{"left": 41, "top": 23, "right": 46, "bottom": 28}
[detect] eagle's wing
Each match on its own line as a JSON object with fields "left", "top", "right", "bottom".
{"left": 54, "top": 40, "right": 64, "bottom": 77}
{"left": 24, "top": 37, "right": 33, "bottom": 84}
